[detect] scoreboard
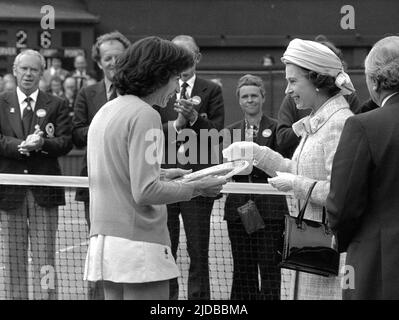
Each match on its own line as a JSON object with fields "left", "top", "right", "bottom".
{"left": 0, "top": 23, "right": 95, "bottom": 75}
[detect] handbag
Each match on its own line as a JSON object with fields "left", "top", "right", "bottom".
{"left": 279, "top": 182, "right": 339, "bottom": 277}
{"left": 237, "top": 199, "right": 265, "bottom": 235}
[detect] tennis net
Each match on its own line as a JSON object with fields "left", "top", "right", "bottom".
{"left": 0, "top": 174, "right": 295, "bottom": 300}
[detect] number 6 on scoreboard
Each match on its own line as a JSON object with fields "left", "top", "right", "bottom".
{"left": 40, "top": 30, "right": 52, "bottom": 49}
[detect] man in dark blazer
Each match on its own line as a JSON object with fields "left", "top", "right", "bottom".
{"left": 70, "top": 55, "right": 94, "bottom": 90}
{"left": 223, "top": 74, "right": 288, "bottom": 300}
{"left": 72, "top": 31, "right": 130, "bottom": 300}
{"left": 0, "top": 49, "right": 72, "bottom": 300}
{"left": 327, "top": 36, "right": 399, "bottom": 299}
{"left": 155, "top": 35, "right": 224, "bottom": 300}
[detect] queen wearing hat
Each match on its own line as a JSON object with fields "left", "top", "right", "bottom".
{"left": 223, "top": 38, "right": 355, "bottom": 299}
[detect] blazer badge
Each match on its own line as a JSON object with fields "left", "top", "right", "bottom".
{"left": 36, "top": 109, "right": 47, "bottom": 118}
{"left": 262, "top": 129, "right": 272, "bottom": 138}
{"left": 45, "top": 123, "right": 55, "bottom": 138}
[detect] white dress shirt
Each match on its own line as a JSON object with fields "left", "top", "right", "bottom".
{"left": 178, "top": 74, "right": 195, "bottom": 100}
{"left": 17, "top": 87, "right": 39, "bottom": 119}
{"left": 173, "top": 75, "right": 198, "bottom": 132}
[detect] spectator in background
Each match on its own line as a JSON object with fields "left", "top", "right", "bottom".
{"left": 0, "top": 49, "right": 72, "bottom": 300}
{"left": 262, "top": 54, "right": 275, "bottom": 67}
{"left": 63, "top": 76, "right": 77, "bottom": 117}
{"left": 3, "top": 73, "right": 16, "bottom": 92}
{"left": 4, "top": 81, "right": 16, "bottom": 92}
{"left": 39, "top": 79, "right": 50, "bottom": 93}
{"left": 72, "top": 30, "right": 131, "bottom": 300}
{"left": 327, "top": 35, "right": 399, "bottom": 300}
{"left": 224, "top": 38, "right": 355, "bottom": 299}
{"left": 154, "top": 35, "right": 224, "bottom": 300}
{"left": 42, "top": 55, "right": 69, "bottom": 84}
{"left": 86, "top": 76, "right": 97, "bottom": 87}
{"left": 0, "top": 76, "right": 4, "bottom": 93}
{"left": 276, "top": 36, "right": 360, "bottom": 158}
{"left": 223, "top": 74, "right": 288, "bottom": 300}
{"left": 3, "top": 73, "right": 16, "bottom": 85}
{"left": 49, "top": 76, "right": 64, "bottom": 98}
{"left": 71, "top": 55, "right": 91, "bottom": 90}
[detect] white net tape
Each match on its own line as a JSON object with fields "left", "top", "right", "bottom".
{"left": 0, "top": 174, "right": 293, "bottom": 195}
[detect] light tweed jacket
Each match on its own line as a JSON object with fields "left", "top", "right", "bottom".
{"left": 255, "top": 94, "right": 353, "bottom": 300}
{"left": 256, "top": 94, "right": 353, "bottom": 221}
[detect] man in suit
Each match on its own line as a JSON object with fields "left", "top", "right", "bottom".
{"left": 223, "top": 74, "right": 288, "bottom": 300}
{"left": 63, "top": 76, "right": 77, "bottom": 118}
{"left": 49, "top": 76, "right": 64, "bottom": 98}
{"left": 0, "top": 49, "right": 72, "bottom": 300}
{"left": 70, "top": 55, "right": 93, "bottom": 90}
{"left": 72, "top": 31, "right": 130, "bottom": 300}
{"left": 327, "top": 36, "right": 399, "bottom": 299}
{"left": 155, "top": 35, "right": 225, "bottom": 300}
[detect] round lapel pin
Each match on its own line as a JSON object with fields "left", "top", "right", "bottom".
{"left": 262, "top": 129, "right": 272, "bottom": 138}
{"left": 36, "top": 109, "right": 47, "bottom": 118}
{"left": 45, "top": 123, "right": 55, "bottom": 138}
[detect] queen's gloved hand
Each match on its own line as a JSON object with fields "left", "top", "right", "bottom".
{"left": 222, "top": 141, "right": 263, "bottom": 162}
{"left": 268, "top": 171, "right": 296, "bottom": 192}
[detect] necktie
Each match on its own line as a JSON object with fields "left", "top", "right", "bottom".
{"left": 180, "top": 82, "right": 188, "bottom": 100}
{"left": 22, "top": 97, "right": 34, "bottom": 136}
{"left": 109, "top": 84, "right": 117, "bottom": 101}
{"left": 77, "top": 72, "right": 82, "bottom": 89}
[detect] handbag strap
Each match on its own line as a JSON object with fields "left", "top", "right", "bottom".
{"left": 322, "top": 206, "right": 327, "bottom": 225}
{"left": 296, "top": 181, "right": 317, "bottom": 225}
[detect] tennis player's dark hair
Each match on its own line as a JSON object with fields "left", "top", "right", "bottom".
{"left": 113, "top": 36, "right": 194, "bottom": 97}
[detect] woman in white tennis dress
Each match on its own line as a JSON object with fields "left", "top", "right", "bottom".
{"left": 84, "top": 36, "right": 226, "bottom": 300}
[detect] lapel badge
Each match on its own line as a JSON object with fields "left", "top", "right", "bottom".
{"left": 45, "top": 123, "right": 55, "bottom": 138}
{"left": 262, "top": 129, "right": 272, "bottom": 138}
{"left": 10, "top": 107, "right": 15, "bottom": 113}
{"left": 200, "top": 113, "right": 208, "bottom": 119}
{"left": 190, "top": 96, "right": 201, "bottom": 106}
{"left": 36, "top": 109, "right": 47, "bottom": 118}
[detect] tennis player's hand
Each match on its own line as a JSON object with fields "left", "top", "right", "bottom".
{"left": 161, "top": 168, "right": 192, "bottom": 181}
{"left": 192, "top": 176, "right": 227, "bottom": 198}
{"left": 268, "top": 171, "right": 296, "bottom": 192}
{"left": 222, "top": 141, "right": 262, "bottom": 162}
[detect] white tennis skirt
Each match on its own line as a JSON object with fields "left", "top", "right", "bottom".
{"left": 84, "top": 235, "right": 180, "bottom": 283}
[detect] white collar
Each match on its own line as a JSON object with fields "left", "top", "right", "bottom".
{"left": 17, "top": 87, "right": 39, "bottom": 107}
{"left": 381, "top": 92, "right": 399, "bottom": 107}
{"left": 179, "top": 74, "right": 196, "bottom": 88}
